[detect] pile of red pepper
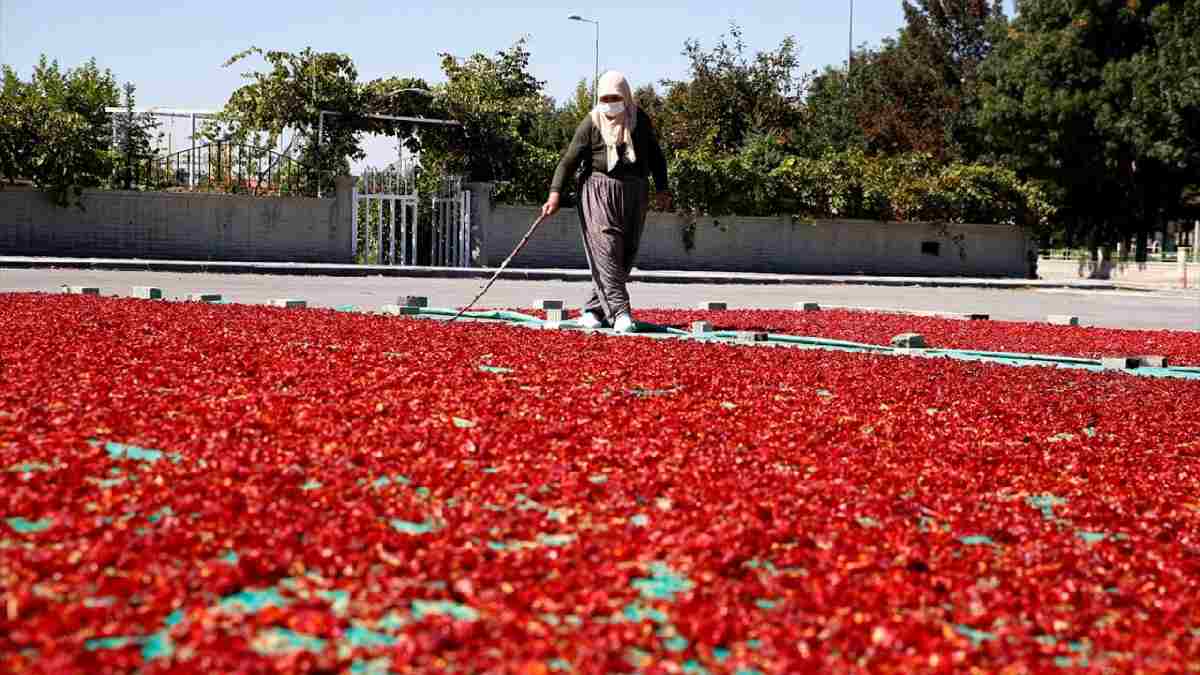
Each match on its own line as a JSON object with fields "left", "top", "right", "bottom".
{"left": 2, "top": 293, "right": 1198, "bottom": 672}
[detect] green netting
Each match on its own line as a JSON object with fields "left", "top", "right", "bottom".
{"left": 6, "top": 517, "right": 52, "bottom": 534}
{"left": 390, "top": 519, "right": 438, "bottom": 535}
{"left": 400, "top": 307, "right": 1200, "bottom": 381}
{"left": 632, "top": 562, "right": 695, "bottom": 601}
{"left": 417, "top": 308, "right": 544, "bottom": 323}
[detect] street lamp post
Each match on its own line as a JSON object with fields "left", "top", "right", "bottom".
{"left": 568, "top": 15, "right": 599, "bottom": 107}
{"left": 848, "top": 0, "right": 854, "bottom": 75}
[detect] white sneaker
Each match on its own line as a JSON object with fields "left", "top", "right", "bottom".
{"left": 613, "top": 312, "right": 637, "bottom": 334}
{"left": 578, "top": 310, "right": 604, "bottom": 329}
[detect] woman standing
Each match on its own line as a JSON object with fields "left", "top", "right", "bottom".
{"left": 541, "top": 71, "right": 671, "bottom": 332}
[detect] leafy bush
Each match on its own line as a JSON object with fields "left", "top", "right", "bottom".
{"left": 667, "top": 147, "right": 1054, "bottom": 228}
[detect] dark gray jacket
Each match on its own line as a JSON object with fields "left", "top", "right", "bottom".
{"left": 550, "top": 108, "right": 669, "bottom": 194}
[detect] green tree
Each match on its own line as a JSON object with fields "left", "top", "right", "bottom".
{"left": 358, "top": 74, "right": 437, "bottom": 147}
{"left": 631, "top": 83, "right": 672, "bottom": 162}
{"left": 896, "top": 0, "right": 1008, "bottom": 159}
{"left": 901, "top": 0, "right": 1006, "bottom": 92}
{"left": 1098, "top": 0, "right": 1200, "bottom": 236}
{"left": 218, "top": 47, "right": 440, "bottom": 194}
{"left": 795, "top": 41, "right": 945, "bottom": 159}
{"left": 853, "top": 41, "right": 957, "bottom": 157}
{"left": 660, "top": 23, "right": 804, "bottom": 155}
{"left": 976, "top": 0, "right": 1187, "bottom": 256}
{"left": 0, "top": 57, "right": 120, "bottom": 206}
{"left": 794, "top": 66, "right": 862, "bottom": 157}
{"left": 220, "top": 48, "right": 364, "bottom": 191}
{"left": 800, "top": 1, "right": 1006, "bottom": 161}
{"left": 0, "top": 67, "right": 34, "bottom": 185}
{"left": 111, "top": 82, "right": 162, "bottom": 189}
{"left": 633, "top": 84, "right": 663, "bottom": 118}
{"left": 417, "top": 39, "right": 553, "bottom": 202}
{"left": 545, "top": 78, "right": 594, "bottom": 151}
{"left": 567, "top": 78, "right": 594, "bottom": 119}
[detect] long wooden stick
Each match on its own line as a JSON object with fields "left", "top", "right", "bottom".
{"left": 449, "top": 213, "right": 548, "bottom": 322}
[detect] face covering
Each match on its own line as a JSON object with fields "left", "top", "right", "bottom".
{"left": 598, "top": 100, "right": 625, "bottom": 116}
{"left": 592, "top": 71, "right": 638, "bottom": 170}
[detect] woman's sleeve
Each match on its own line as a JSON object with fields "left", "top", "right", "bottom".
{"left": 550, "top": 117, "right": 592, "bottom": 194}
{"left": 643, "top": 111, "right": 669, "bottom": 192}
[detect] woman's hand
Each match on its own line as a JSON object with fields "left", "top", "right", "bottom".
{"left": 541, "top": 192, "right": 561, "bottom": 218}
{"left": 652, "top": 191, "right": 673, "bottom": 212}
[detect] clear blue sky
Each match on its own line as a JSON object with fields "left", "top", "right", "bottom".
{"left": 1, "top": 0, "right": 1015, "bottom": 168}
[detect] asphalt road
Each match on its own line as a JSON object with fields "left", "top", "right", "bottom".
{"left": 2, "top": 268, "right": 1198, "bottom": 331}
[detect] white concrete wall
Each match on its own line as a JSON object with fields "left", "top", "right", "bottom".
{"left": 0, "top": 177, "right": 1042, "bottom": 277}
{"left": 0, "top": 177, "right": 354, "bottom": 263}
{"left": 483, "top": 204, "right": 1035, "bottom": 277}
{"left": 1038, "top": 257, "right": 1191, "bottom": 286}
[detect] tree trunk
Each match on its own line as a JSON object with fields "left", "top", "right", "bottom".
{"left": 1137, "top": 179, "right": 1156, "bottom": 263}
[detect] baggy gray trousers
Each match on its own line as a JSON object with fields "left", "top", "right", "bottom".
{"left": 576, "top": 172, "right": 650, "bottom": 320}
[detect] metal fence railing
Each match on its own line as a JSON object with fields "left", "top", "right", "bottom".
{"left": 136, "top": 142, "right": 317, "bottom": 197}
{"left": 1039, "top": 248, "right": 1191, "bottom": 263}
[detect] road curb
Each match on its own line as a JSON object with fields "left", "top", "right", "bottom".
{"left": 0, "top": 256, "right": 1136, "bottom": 291}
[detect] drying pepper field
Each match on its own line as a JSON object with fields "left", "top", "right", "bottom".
{"left": 2, "top": 293, "right": 1199, "bottom": 673}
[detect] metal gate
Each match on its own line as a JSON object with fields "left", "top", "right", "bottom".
{"left": 352, "top": 166, "right": 418, "bottom": 265}
{"left": 431, "top": 177, "right": 472, "bottom": 267}
{"left": 352, "top": 167, "right": 472, "bottom": 267}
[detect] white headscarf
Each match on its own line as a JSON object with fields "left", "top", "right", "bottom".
{"left": 591, "top": 71, "right": 637, "bottom": 171}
